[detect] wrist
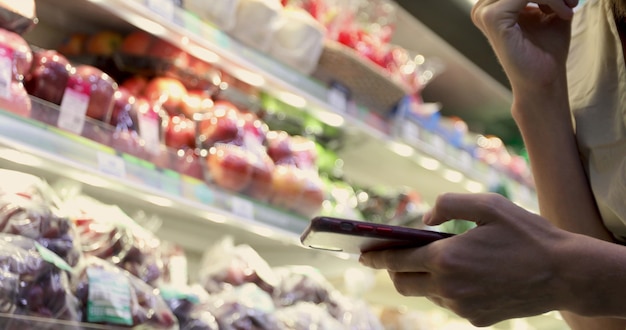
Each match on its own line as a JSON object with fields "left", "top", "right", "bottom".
{"left": 510, "top": 80, "right": 571, "bottom": 129}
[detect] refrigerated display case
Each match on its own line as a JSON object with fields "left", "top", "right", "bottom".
{"left": 0, "top": 0, "right": 566, "bottom": 328}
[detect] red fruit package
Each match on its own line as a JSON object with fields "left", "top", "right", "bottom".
{"left": 24, "top": 49, "right": 71, "bottom": 105}
{"left": 74, "top": 257, "right": 178, "bottom": 329}
{"left": 0, "top": 233, "right": 81, "bottom": 329}
{"left": 0, "top": 193, "right": 83, "bottom": 267}
{"left": 63, "top": 195, "right": 163, "bottom": 286}
{"left": 198, "top": 237, "right": 278, "bottom": 295}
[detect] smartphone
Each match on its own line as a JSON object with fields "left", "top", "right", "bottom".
{"left": 300, "top": 216, "right": 454, "bottom": 254}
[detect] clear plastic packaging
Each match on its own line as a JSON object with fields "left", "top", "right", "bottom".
{"left": 74, "top": 257, "right": 178, "bottom": 329}
{"left": 62, "top": 195, "right": 163, "bottom": 286}
{"left": 161, "top": 284, "right": 219, "bottom": 330}
{"left": 205, "top": 283, "right": 279, "bottom": 330}
{"left": 270, "top": 266, "right": 335, "bottom": 308}
{"left": 198, "top": 237, "right": 278, "bottom": 294}
{"left": 0, "top": 233, "right": 81, "bottom": 329}
{"left": 274, "top": 302, "right": 345, "bottom": 330}
{"left": 0, "top": 193, "right": 82, "bottom": 267}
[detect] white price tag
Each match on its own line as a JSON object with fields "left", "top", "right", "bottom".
{"left": 231, "top": 196, "right": 254, "bottom": 219}
{"left": 58, "top": 88, "right": 89, "bottom": 134}
{"left": 145, "top": 0, "right": 175, "bottom": 21}
{"left": 402, "top": 122, "right": 420, "bottom": 145}
{"left": 138, "top": 114, "right": 161, "bottom": 153}
{"left": 97, "top": 152, "right": 126, "bottom": 178}
{"left": 0, "top": 54, "right": 11, "bottom": 100}
{"left": 327, "top": 84, "right": 349, "bottom": 113}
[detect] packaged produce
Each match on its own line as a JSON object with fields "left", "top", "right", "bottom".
{"left": 204, "top": 283, "right": 279, "bottom": 330}
{"left": 230, "top": 0, "right": 283, "bottom": 52}
{"left": 183, "top": 0, "right": 239, "bottom": 31}
{"left": 270, "top": 266, "right": 335, "bottom": 307}
{"left": 161, "top": 284, "right": 219, "bottom": 330}
{"left": 0, "top": 193, "right": 82, "bottom": 267}
{"left": 24, "top": 49, "right": 71, "bottom": 105}
{"left": 0, "top": 169, "right": 60, "bottom": 207}
{"left": 274, "top": 302, "right": 345, "bottom": 330}
{"left": 0, "top": 233, "right": 81, "bottom": 329}
{"left": 74, "top": 256, "right": 178, "bottom": 329}
{"left": 0, "top": 27, "right": 31, "bottom": 81}
{"left": 198, "top": 237, "right": 278, "bottom": 294}
{"left": 269, "top": 7, "right": 325, "bottom": 74}
{"left": 62, "top": 195, "right": 163, "bottom": 286}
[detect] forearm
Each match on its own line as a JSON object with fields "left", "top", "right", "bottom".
{"left": 556, "top": 233, "right": 626, "bottom": 319}
{"left": 511, "top": 85, "right": 612, "bottom": 241}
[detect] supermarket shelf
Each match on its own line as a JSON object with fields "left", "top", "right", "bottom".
{"left": 27, "top": 0, "right": 537, "bottom": 209}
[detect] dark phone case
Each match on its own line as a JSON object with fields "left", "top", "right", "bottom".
{"left": 300, "top": 216, "right": 454, "bottom": 254}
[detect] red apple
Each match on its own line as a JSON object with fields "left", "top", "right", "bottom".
{"left": 270, "top": 164, "right": 305, "bottom": 210}
{"left": 120, "top": 30, "right": 154, "bottom": 56}
{"left": 144, "top": 77, "right": 188, "bottom": 116}
{"left": 0, "top": 81, "right": 31, "bottom": 117}
{"left": 110, "top": 129, "right": 147, "bottom": 159}
{"left": 181, "top": 89, "right": 213, "bottom": 117}
{"left": 241, "top": 112, "right": 268, "bottom": 145}
{"left": 266, "top": 130, "right": 292, "bottom": 164}
{"left": 85, "top": 30, "right": 124, "bottom": 56}
{"left": 0, "top": 28, "right": 32, "bottom": 81}
{"left": 198, "top": 102, "right": 241, "bottom": 147}
{"left": 242, "top": 152, "right": 274, "bottom": 202}
{"left": 206, "top": 144, "right": 253, "bottom": 192}
{"left": 148, "top": 38, "right": 189, "bottom": 68}
{"left": 172, "top": 149, "right": 203, "bottom": 179}
{"left": 121, "top": 75, "right": 148, "bottom": 96}
{"left": 109, "top": 88, "right": 138, "bottom": 130}
{"left": 165, "top": 115, "right": 196, "bottom": 149}
{"left": 66, "top": 65, "right": 118, "bottom": 122}
{"left": 293, "top": 174, "right": 325, "bottom": 217}
{"left": 24, "top": 49, "right": 71, "bottom": 105}
{"left": 57, "top": 33, "right": 87, "bottom": 56}
{"left": 290, "top": 136, "right": 317, "bottom": 169}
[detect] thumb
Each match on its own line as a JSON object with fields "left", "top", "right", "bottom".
{"left": 423, "top": 193, "right": 510, "bottom": 227}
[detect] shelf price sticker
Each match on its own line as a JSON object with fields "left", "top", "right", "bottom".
{"left": 58, "top": 88, "right": 89, "bottom": 135}
{"left": 327, "top": 82, "right": 350, "bottom": 113}
{"left": 459, "top": 150, "right": 473, "bottom": 170}
{"left": 145, "top": 0, "right": 175, "bottom": 21}
{"left": 97, "top": 151, "right": 126, "bottom": 178}
{"left": 231, "top": 195, "right": 254, "bottom": 219}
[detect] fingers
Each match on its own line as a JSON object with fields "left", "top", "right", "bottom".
{"left": 360, "top": 246, "right": 435, "bottom": 272}
{"left": 423, "top": 193, "right": 510, "bottom": 226}
{"left": 472, "top": 0, "right": 576, "bottom": 32}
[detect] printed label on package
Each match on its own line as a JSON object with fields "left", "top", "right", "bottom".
{"left": 145, "top": 0, "right": 175, "bottom": 21}
{"left": 138, "top": 114, "right": 161, "bottom": 153}
{"left": 0, "top": 45, "right": 13, "bottom": 100}
{"left": 58, "top": 88, "right": 90, "bottom": 134}
{"left": 34, "top": 241, "right": 73, "bottom": 272}
{"left": 87, "top": 267, "right": 133, "bottom": 326}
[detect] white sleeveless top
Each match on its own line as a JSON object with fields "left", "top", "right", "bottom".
{"left": 568, "top": 0, "right": 626, "bottom": 240}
